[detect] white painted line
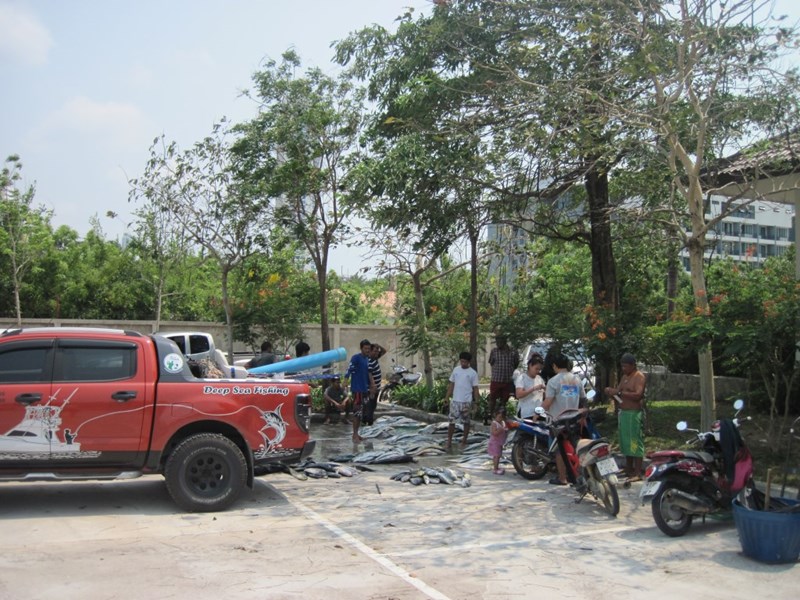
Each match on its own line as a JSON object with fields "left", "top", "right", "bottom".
{"left": 287, "top": 495, "right": 454, "bottom": 600}
{"left": 391, "top": 525, "right": 637, "bottom": 557}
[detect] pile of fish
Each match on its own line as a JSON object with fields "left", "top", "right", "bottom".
{"left": 359, "top": 416, "right": 424, "bottom": 440}
{"left": 389, "top": 466, "right": 472, "bottom": 487}
{"left": 287, "top": 459, "right": 362, "bottom": 480}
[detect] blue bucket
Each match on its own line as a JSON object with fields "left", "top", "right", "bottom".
{"left": 732, "top": 498, "right": 800, "bottom": 564}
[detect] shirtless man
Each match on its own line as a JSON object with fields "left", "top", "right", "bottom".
{"left": 605, "top": 353, "right": 647, "bottom": 480}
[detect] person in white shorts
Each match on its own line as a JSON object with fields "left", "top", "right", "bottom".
{"left": 444, "top": 351, "right": 480, "bottom": 451}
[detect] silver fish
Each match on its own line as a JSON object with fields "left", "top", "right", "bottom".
{"left": 304, "top": 467, "right": 328, "bottom": 479}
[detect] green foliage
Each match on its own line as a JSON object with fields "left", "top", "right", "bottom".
{"left": 704, "top": 253, "right": 800, "bottom": 417}
{"left": 0, "top": 155, "right": 55, "bottom": 322}
{"left": 310, "top": 385, "right": 325, "bottom": 413}
{"left": 395, "top": 259, "right": 483, "bottom": 360}
{"left": 230, "top": 238, "right": 318, "bottom": 353}
{"left": 390, "top": 380, "right": 451, "bottom": 414}
{"left": 494, "top": 240, "right": 593, "bottom": 349}
{"left": 233, "top": 50, "right": 368, "bottom": 350}
{"left": 327, "top": 272, "right": 392, "bottom": 325}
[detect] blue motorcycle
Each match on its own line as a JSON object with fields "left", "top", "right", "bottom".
{"left": 509, "top": 391, "right": 603, "bottom": 480}
{"left": 509, "top": 417, "right": 555, "bottom": 480}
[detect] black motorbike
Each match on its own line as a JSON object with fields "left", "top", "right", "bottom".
{"left": 377, "top": 359, "right": 422, "bottom": 403}
{"left": 640, "top": 399, "right": 754, "bottom": 537}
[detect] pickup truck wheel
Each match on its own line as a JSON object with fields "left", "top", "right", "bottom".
{"left": 165, "top": 433, "right": 247, "bottom": 512}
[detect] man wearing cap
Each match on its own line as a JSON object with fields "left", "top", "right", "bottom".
{"left": 344, "top": 339, "right": 376, "bottom": 443}
{"left": 605, "top": 353, "right": 647, "bottom": 481}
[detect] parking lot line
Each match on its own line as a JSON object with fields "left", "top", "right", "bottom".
{"left": 287, "top": 494, "right": 454, "bottom": 600}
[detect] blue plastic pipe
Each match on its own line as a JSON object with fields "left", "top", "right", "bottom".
{"left": 247, "top": 347, "right": 347, "bottom": 375}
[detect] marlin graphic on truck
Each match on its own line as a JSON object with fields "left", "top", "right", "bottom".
{"left": 0, "top": 328, "right": 315, "bottom": 511}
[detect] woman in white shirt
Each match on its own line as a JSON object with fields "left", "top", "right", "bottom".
{"left": 514, "top": 354, "right": 546, "bottom": 419}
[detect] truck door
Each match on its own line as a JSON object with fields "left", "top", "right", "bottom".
{"left": 0, "top": 338, "right": 55, "bottom": 467}
{"left": 51, "top": 339, "right": 149, "bottom": 468}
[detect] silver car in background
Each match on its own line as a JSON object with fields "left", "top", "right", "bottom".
{"left": 520, "top": 338, "right": 595, "bottom": 380}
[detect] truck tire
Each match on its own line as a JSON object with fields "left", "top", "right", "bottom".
{"left": 165, "top": 433, "right": 247, "bottom": 512}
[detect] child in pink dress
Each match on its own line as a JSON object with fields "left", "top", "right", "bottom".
{"left": 488, "top": 407, "right": 508, "bottom": 475}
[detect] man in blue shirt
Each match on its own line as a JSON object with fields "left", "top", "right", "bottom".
{"left": 345, "top": 339, "right": 376, "bottom": 443}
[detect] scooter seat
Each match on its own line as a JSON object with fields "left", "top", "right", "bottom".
{"left": 576, "top": 438, "right": 606, "bottom": 454}
{"left": 682, "top": 450, "right": 716, "bottom": 464}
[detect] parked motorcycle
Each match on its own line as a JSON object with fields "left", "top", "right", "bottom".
{"left": 508, "top": 416, "right": 555, "bottom": 480}
{"left": 377, "top": 359, "right": 422, "bottom": 403}
{"left": 535, "top": 402, "right": 621, "bottom": 516}
{"left": 640, "top": 399, "right": 753, "bottom": 537}
{"left": 509, "top": 388, "right": 605, "bottom": 481}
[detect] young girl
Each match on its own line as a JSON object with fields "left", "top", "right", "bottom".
{"left": 488, "top": 407, "right": 508, "bottom": 475}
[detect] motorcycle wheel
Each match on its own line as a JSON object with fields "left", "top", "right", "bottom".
{"left": 600, "top": 478, "right": 620, "bottom": 517}
{"left": 511, "top": 436, "right": 552, "bottom": 480}
{"left": 652, "top": 481, "right": 694, "bottom": 537}
{"left": 378, "top": 386, "right": 394, "bottom": 403}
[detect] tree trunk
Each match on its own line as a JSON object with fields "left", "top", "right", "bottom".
{"left": 317, "top": 269, "right": 331, "bottom": 352}
{"left": 412, "top": 269, "right": 434, "bottom": 388}
{"left": 221, "top": 267, "right": 235, "bottom": 361}
{"left": 468, "top": 224, "right": 479, "bottom": 370}
{"left": 666, "top": 250, "right": 679, "bottom": 319}
{"left": 585, "top": 167, "right": 618, "bottom": 399}
{"left": 687, "top": 233, "right": 716, "bottom": 430}
{"left": 11, "top": 253, "right": 22, "bottom": 326}
{"left": 155, "top": 274, "right": 164, "bottom": 333}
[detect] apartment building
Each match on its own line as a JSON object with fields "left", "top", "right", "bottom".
{"left": 679, "top": 197, "right": 796, "bottom": 270}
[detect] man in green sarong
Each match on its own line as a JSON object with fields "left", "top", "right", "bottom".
{"left": 605, "top": 353, "right": 647, "bottom": 481}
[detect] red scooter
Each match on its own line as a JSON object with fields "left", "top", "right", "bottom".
{"left": 535, "top": 402, "right": 620, "bottom": 516}
{"left": 640, "top": 399, "right": 753, "bottom": 537}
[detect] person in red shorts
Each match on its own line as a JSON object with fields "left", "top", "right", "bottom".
{"left": 485, "top": 335, "right": 519, "bottom": 425}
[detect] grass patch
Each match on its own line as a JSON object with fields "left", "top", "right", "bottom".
{"left": 596, "top": 399, "right": 799, "bottom": 488}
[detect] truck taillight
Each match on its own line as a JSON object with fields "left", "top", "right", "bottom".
{"left": 295, "top": 393, "right": 312, "bottom": 434}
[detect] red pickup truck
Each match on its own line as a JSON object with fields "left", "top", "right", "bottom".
{"left": 0, "top": 327, "right": 315, "bottom": 511}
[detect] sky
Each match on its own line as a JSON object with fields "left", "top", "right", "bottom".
{"left": 0, "top": 0, "right": 431, "bottom": 274}
{"left": 1, "top": 1, "right": 798, "bottom": 275}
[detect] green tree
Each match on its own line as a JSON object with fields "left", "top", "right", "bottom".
{"left": 124, "top": 149, "right": 199, "bottom": 328}
{"left": 234, "top": 50, "right": 366, "bottom": 352}
{"left": 495, "top": 240, "right": 593, "bottom": 346}
{"left": 337, "top": 1, "right": 652, "bottom": 390}
{"left": 326, "top": 271, "right": 390, "bottom": 326}
{"left": 612, "top": 0, "right": 799, "bottom": 428}
{"left": 0, "top": 156, "right": 54, "bottom": 324}
{"left": 362, "top": 226, "right": 471, "bottom": 386}
{"left": 706, "top": 253, "right": 800, "bottom": 439}
{"left": 231, "top": 236, "right": 318, "bottom": 354}
{"left": 130, "top": 125, "right": 266, "bottom": 359}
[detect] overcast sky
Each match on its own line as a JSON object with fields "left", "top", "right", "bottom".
{"left": 1, "top": 1, "right": 798, "bottom": 275}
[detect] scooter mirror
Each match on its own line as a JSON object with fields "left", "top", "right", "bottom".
{"left": 586, "top": 389, "right": 596, "bottom": 401}
{"left": 534, "top": 406, "right": 546, "bottom": 416}
{"left": 676, "top": 421, "right": 688, "bottom": 432}
{"left": 733, "top": 398, "right": 744, "bottom": 411}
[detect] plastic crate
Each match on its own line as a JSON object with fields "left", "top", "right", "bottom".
{"left": 732, "top": 498, "right": 800, "bottom": 564}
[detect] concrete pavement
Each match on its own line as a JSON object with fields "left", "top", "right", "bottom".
{"left": 0, "top": 407, "right": 796, "bottom": 599}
